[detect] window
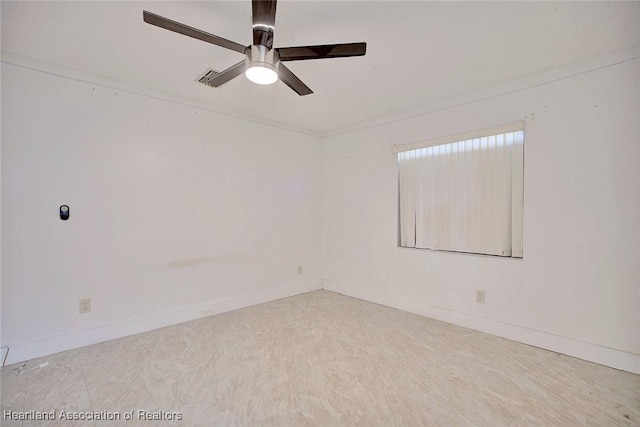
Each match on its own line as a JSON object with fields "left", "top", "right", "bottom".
{"left": 395, "top": 123, "right": 524, "bottom": 257}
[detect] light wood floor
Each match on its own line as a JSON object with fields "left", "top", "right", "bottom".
{"left": 1, "top": 290, "right": 638, "bottom": 426}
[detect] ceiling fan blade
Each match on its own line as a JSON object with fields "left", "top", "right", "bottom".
{"left": 278, "top": 64, "right": 313, "bottom": 96}
{"left": 277, "top": 42, "right": 367, "bottom": 61}
{"left": 252, "top": 0, "right": 277, "bottom": 48}
{"left": 202, "top": 61, "right": 246, "bottom": 88}
{"left": 143, "top": 11, "right": 247, "bottom": 54}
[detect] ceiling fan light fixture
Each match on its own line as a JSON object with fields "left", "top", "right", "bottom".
{"left": 246, "top": 63, "right": 278, "bottom": 85}
{"left": 245, "top": 44, "right": 280, "bottom": 85}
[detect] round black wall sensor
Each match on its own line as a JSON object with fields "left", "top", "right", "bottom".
{"left": 60, "top": 205, "right": 70, "bottom": 220}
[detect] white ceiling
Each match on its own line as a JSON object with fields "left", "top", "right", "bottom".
{"left": 2, "top": 1, "right": 639, "bottom": 136}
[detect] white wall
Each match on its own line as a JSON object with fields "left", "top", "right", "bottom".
{"left": 1, "top": 62, "right": 322, "bottom": 363}
{"left": 322, "top": 57, "right": 640, "bottom": 373}
{"left": 3, "top": 52, "right": 639, "bottom": 374}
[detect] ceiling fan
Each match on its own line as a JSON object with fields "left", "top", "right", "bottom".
{"left": 143, "top": 0, "right": 366, "bottom": 96}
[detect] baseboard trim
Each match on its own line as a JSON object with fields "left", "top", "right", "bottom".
{"left": 322, "top": 279, "right": 640, "bottom": 375}
{"left": 4, "top": 281, "right": 321, "bottom": 365}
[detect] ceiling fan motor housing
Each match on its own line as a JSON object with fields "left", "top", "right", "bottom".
{"left": 246, "top": 44, "right": 280, "bottom": 74}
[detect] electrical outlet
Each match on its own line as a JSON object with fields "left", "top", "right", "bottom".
{"left": 79, "top": 298, "right": 91, "bottom": 314}
{"left": 297, "top": 265, "right": 303, "bottom": 275}
{"left": 476, "top": 290, "right": 486, "bottom": 304}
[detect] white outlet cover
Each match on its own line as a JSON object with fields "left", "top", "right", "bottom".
{"left": 79, "top": 298, "right": 91, "bottom": 313}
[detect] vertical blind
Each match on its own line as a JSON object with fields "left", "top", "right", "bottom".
{"left": 397, "top": 124, "right": 524, "bottom": 257}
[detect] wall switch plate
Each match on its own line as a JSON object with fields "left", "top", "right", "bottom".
{"left": 476, "top": 290, "right": 486, "bottom": 304}
{"left": 297, "top": 265, "right": 303, "bottom": 275}
{"left": 79, "top": 298, "right": 91, "bottom": 314}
